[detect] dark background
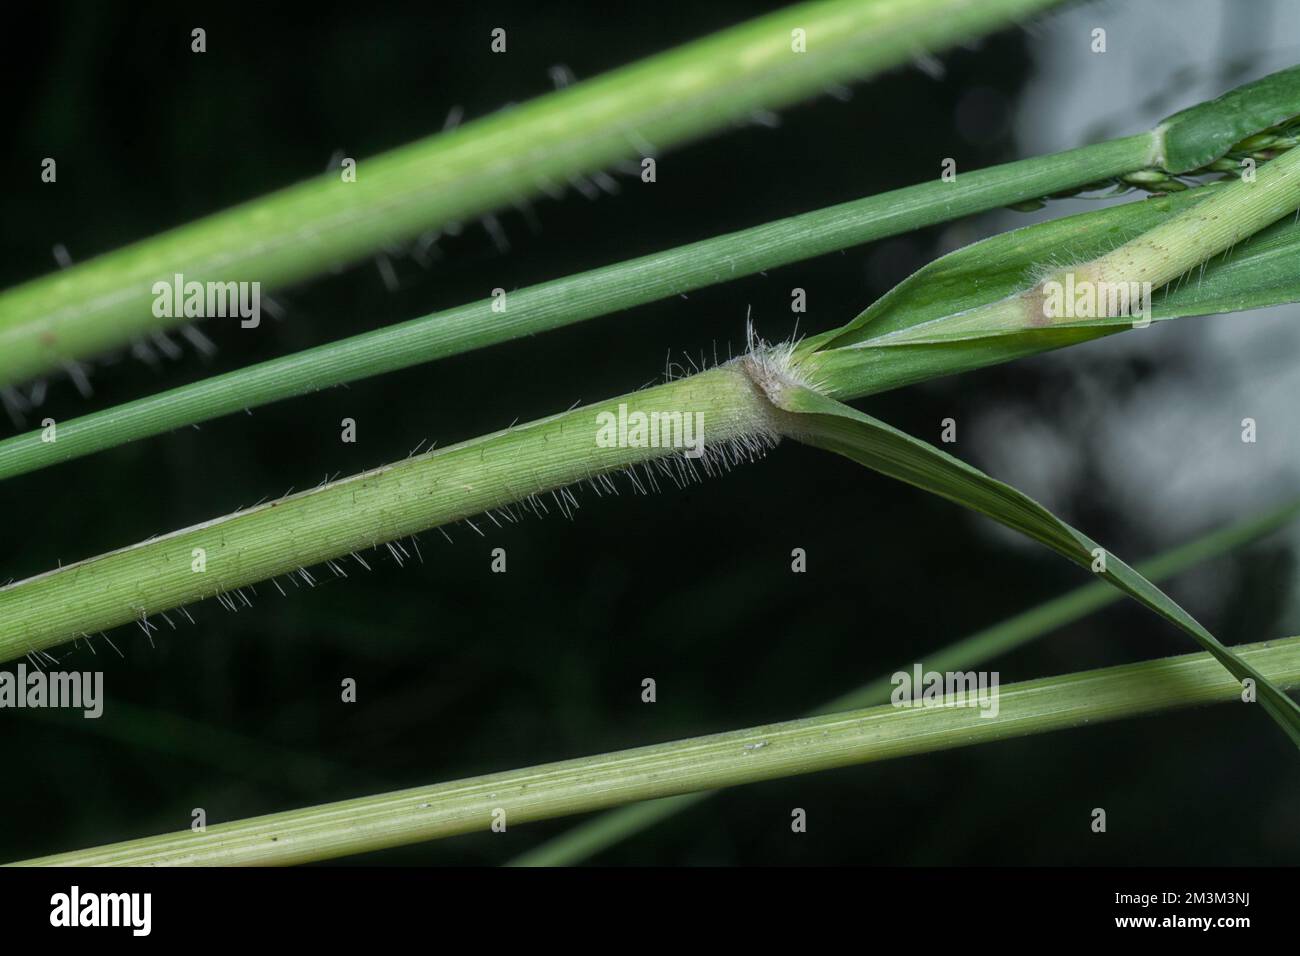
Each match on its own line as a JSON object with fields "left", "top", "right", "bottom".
{"left": 2, "top": 0, "right": 1297, "bottom": 866}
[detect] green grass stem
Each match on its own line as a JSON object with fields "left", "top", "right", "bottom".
{"left": 0, "top": 134, "right": 1153, "bottom": 481}
{"left": 0, "top": 0, "right": 1060, "bottom": 387}
{"left": 15, "top": 635, "right": 1300, "bottom": 866}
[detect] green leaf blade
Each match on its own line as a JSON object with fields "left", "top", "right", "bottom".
{"left": 508, "top": 497, "right": 1300, "bottom": 866}
{"left": 1158, "top": 64, "right": 1300, "bottom": 173}
{"left": 773, "top": 384, "right": 1300, "bottom": 748}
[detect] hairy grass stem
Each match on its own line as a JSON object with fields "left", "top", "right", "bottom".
{"left": 0, "top": 0, "right": 1061, "bottom": 388}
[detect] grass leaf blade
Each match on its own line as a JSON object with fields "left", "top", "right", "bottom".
{"left": 774, "top": 384, "right": 1300, "bottom": 748}
{"left": 508, "top": 496, "right": 1300, "bottom": 866}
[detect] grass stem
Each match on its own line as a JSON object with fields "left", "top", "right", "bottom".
{"left": 15, "top": 635, "right": 1299, "bottom": 866}
{"left": 0, "top": 0, "right": 1060, "bottom": 387}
